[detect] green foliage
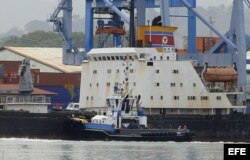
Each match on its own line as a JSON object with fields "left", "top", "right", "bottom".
{"left": 2, "top": 31, "right": 85, "bottom": 48}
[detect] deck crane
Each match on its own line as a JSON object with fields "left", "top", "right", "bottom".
{"left": 48, "top": 0, "right": 84, "bottom": 65}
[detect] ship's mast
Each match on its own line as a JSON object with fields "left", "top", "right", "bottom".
{"left": 123, "top": 54, "right": 130, "bottom": 96}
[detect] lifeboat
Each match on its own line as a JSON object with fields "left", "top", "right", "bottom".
{"left": 203, "top": 67, "right": 237, "bottom": 82}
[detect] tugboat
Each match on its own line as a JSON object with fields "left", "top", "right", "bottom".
{"left": 67, "top": 56, "right": 194, "bottom": 142}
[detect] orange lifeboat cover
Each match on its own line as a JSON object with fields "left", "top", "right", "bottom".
{"left": 203, "top": 67, "right": 237, "bottom": 82}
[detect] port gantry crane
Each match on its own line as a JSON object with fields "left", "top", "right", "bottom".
{"left": 49, "top": 0, "right": 249, "bottom": 106}
{"left": 48, "top": 0, "right": 84, "bottom": 65}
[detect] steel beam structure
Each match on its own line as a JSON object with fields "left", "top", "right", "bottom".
{"left": 48, "top": 0, "right": 83, "bottom": 65}
{"left": 85, "top": 0, "right": 196, "bottom": 53}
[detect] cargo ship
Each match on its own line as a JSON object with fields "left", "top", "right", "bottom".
{"left": 0, "top": 27, "right": 249, "bottom": 142}
{"left": 66, "top": 58, "right": 194, "bottom": 142}
{"left": 0, "top": 0, "right": 250, "bottom": 142}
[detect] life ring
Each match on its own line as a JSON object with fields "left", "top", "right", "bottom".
{"left": 162, "top": 36, "right": 168, "bottom": 44}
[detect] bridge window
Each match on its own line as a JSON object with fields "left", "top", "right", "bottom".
{"left": 173, "top": 96, "right": 179, "bottom": 100}
{"left": 201, "top": 96, "right": 208, "bottom": 100}
{"left": 188, "top": 96, "right": 196, "bottom": 100}
{"left": 98, "top": 57, "right": 102, "bottom": 61}
{"left": 147, "top": 62, "right": 153, "bottom": 66}
{"left": 107, "top": 56, "right": 111, "bottom": 60}
{"left": 102, "top": 56, "right": 106, "bottom": 61}
{"left": 94, "top": 57, "right": 98, "bottom": 61}
{"left": 120, "top": 56, "right": 124, "bottom": 60}
{"left": 170, "top": 83, "right": 175, "bottom": 87}
{"left": 172, "top": 69, "right": 179, "bottom": 74}
{"left": 111, "top": 56, "right": 115, "bottom": 60}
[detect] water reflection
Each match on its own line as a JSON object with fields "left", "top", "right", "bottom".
{"left": 0, "top": 139, "right": 224, "bottom": 160}
{"left": 60, "top": 144, "right": 74, "bottom": 160}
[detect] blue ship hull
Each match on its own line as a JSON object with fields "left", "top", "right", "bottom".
{"left": 83, "top": 123, "right": 115, "bottom": 134}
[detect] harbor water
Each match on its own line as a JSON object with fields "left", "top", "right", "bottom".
{"left": 0, "top": 138, "right": 224, "bottom": 160}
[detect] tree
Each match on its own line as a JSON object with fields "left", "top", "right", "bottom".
{"left": 2, "top": 31, "right": 85, "bottom": 48}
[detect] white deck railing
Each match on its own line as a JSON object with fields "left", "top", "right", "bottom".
{"left": 0, "top": 96, "right": 51, "bottom": 104}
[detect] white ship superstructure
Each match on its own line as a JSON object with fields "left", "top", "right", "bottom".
{"left": 79, "top": 48, "right": 246, "bottom": 115}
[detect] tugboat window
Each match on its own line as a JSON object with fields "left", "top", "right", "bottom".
{"left": 140, "top": 53, "right": 145, "bottom": 59}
